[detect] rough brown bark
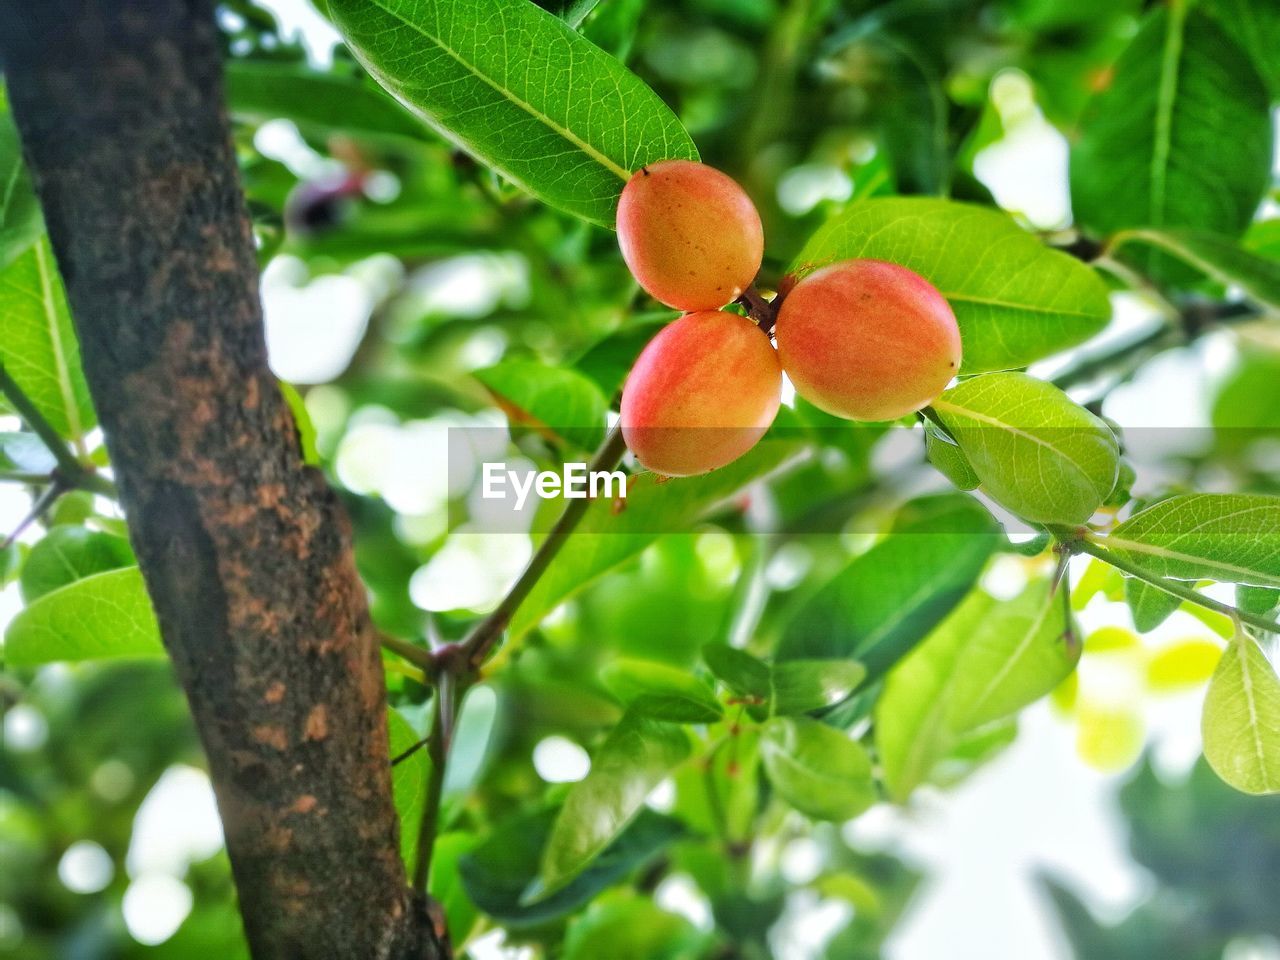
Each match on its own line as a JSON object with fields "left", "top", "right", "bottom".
{"left": 0, "top": 3, "right": 446, "bottom": 958}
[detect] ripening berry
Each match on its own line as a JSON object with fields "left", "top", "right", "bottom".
{"left": 616, "top": 160, "right": 764, "bottom": 311}
{"left": 621, "top": 310, "right": 781, "bottom": 476}
{"left": 775, "top": 259, "right": 962, "bottom": 421}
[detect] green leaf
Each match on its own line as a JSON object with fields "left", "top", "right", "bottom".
{"left": 327, "top": 0, "right": 698, "bottom": 226}
{"left": 388, "top": 709, "right": 429, "bottom": 873}
{"left": 1101, "top": 494, "right": 1280, "bottom": 588}
{"left": 1202, "top": 633, "right": 1280, "bottom": 795}
{"left": 581, "top": 0, "right": 646, "bottom": 60}
{"left": 760, "top": 717, "right": 877, "bottom": 822}
{"left": 0, "top": 430, "right": 56, "bottom": 474}
{"left": 1108, "top": 230, "right": 1280, "bottom": 311}
{"left": 876, "top": 577, "right": 1078, "bottom": 800}
{"left": 537, "top": 0, "right": 602, "bottom": 28}
{"left": 600, "top": 658, "right": 724, "bottom": 723}
{"left": 924, "top": 419, "right": 979, "bottom": 490}
{"left": 538, "top": 711, "right": 691, "bottom": 895}
{"left": 427, "top": 832, "right": 480, "bottom": 945}
{"left": 1125, "top": 577, "right": 1182, "bottom": 634}
{"left": 931, "top": 372, "right": 1120, "bottom": 524}
{"left": 509, "top": 438, "right": 800, "bottom": 640}
{"left": 701, "top": 645, "right": 865, "bottom": 716}
{"left": 225, "top": 60, "right": 429, "bottom": 144}
{"left": 4, "top": 567, "right": 163, "bottom": 665}
{"left": 1239, "top": 585, "right": 1280, "bottom": 618}
{"left": 279, "top": 382, "right": 320, "bottom": 467}
{"left": 564, "top": 894, "right": 704, "bottom": 960}
{"left": 1146, "top": 638, "right": 1221, "bottom": 693}
{"left": 460, "top": 805, "right": 684, "bottom": 926}
{"left": 794, "top": 198, "right": 1112, "bottom": 372}
{"left": 19, "top": 527, "right": 135, "bottom": 603}
{"left": 1200, "top": 0, "right": 1280, "bottom": 101}
{"left": 0, "top": 104, "right": 42, "bottom": 270}
{"left": 769, "top": 660, "right": 866, "bottom": 716}
{"left": 1070, "top": 8, "right": 1271, "bottom": 246}
{"left": 1213, "top": 348, "right": 1280, "bottom": 449}
{"left": 866, "top": 36, "right": 948, "bottom": 195}
{"left": 0, "top": 236, "right": 96, "bottom": 441}
{"left": 702, "top": 643, "right": 771, "bottom": 700}
{"left": 475, "top": 359, "right": 607, "bottom": 451}
{"left": 777, "top": 494, "right": 999, "bottom": 670}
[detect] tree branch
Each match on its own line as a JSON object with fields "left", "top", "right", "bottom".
{"left": 456, "top": 424, "right": 629, "bottom": 672}
{"left": 1068, "top": 533, "right": 1280, "bottom": 636}
{"left": 0, "top": 4, "right": 445, "bottom": 957}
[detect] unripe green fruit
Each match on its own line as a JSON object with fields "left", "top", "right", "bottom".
{"left": 616, "top": 160, "right": 764, "bottom": 311}
{"left": 775, "top": 259, "right": 961, "bottom": 421}
{"left": 620, "top": 310, "right": 782, "bottom": 476}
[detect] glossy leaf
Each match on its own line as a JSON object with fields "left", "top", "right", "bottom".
{"left": 1202, "top": 633, "right": 1280, "bottom": 795}
{"left": 327, "top": 0, "right": 698, "bottom": 226}
{"left": 475, "top": 359, "right": 607, "bottom": 451}
{"left": 510, "top": 439, "right": 801, "bottom": 639}
{"left": 0, "top": 236, "right": 96, "bottom": 441}
{"left": 388, "top": 709, "right": 429, "bottom": 872}
{"left": 777, "top": 494, "right": 999, "bottom": 670}
{"left": 600, "top": 658, "right": 724, "bottom": 723}
{"left": 20, "top": 527, "right": 135, "bottom": 603}
{"left": 1070, "top": 8, "right": 1271, "bottom": 246}
{"left": 876, "top": 578, "right": 1078, "bottom": 800}
{"left": 931, "top": 372, "right": 1120, "bottom": 524}
{"left": 924, "top": 419, "right": 979, "bottom": 491}
{"left": 1101, "top": 494, "right": 1280, "bottom": 588}
{"left": 4, "top": 567, "right": 163, "bottom": 665}
{"left": 760, "top": 717, "right": 876, "bottom": 822}
{"left": 538, "top": 711, "right": 691, "bottom": 895}
{"left": 794, "top": 198, "right": 1111, "bottom": 372}
{"left": 701, "top": 643, "right": 770, "bottom": 700}
{"left": 769, "top": 660, "right": 866, "bottom": 716}
{"left": 460, "top": 805, "right": 684, "bottom": 926}
{"left": 1109, "top": 230, "right": 1280, "bottom": 311}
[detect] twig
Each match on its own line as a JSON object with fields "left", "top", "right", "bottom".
{"left": 0, "top": 363, "right": 117, "bottom": 498}
{"left": 456, "top": 424, "right": 629, "bottom": 672}
{"left": 380, "top": 632, "right": 435, "bottom": 674}
{"left": 1, "top": 479, "right": 65, "bottom": 550}
{"left": 412, "top": 672, "right": 463, "bottom": 891}
{"left": 1068, "top": 533, "right": 1280, "bottom": 636}
{"left": 1048, "top": 301, "right": 1259, "bottom": 396}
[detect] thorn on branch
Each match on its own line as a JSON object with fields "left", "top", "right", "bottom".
{"left": 0, "top": 478, "right": 67, "bottom": 550}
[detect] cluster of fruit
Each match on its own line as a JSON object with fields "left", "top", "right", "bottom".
{"left": 616, "top": 160, "right": 962, "bottom": 477}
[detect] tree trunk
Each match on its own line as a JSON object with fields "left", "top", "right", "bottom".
{"left": 0, "top": 3, "right": 446, "bottom": 957}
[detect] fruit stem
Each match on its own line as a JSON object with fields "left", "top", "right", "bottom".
{"left": 1065, "top": 530, "right": 1280, "bottom": 635}
{"left": 737, "top": 284, "right": 779, "bottom": 334}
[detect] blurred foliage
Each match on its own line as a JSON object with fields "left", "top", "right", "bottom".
{"left": 1046, "top": 758, "right": 1280, "bottom": 960}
